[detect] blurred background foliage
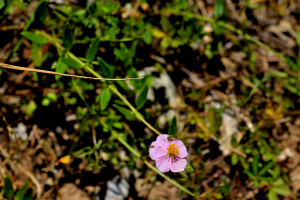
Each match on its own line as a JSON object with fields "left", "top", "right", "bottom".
{"left": 1, "top": 0, "right": 300, "bottom": 199}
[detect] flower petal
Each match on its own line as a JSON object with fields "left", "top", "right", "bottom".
{"left": 156, "top": 155, "right": 170, "bottom": 172}
{"left": 149, "top": 141, "right": 168, "bottom": 160}
{"left": 170, "top": 158, "right": 187, "bottom": 172}
{"left": 174, "top": 139, "right": 188, "bottom": 158}
{"left": 156, "top": 134, "right": 169, "bottom": 148}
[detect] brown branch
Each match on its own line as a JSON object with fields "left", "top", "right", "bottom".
{"left": 0, "top": 62, "right": 143, "bottom": 81}
{"left": 197, "top": 72, "right": 237, "bottom": 89}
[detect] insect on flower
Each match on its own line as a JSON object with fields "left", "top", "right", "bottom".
{"left": 167, "top": 135, "right": 176, "bottom": 141}
{"left": 149, "top": 134, "right": 188, "bottom": 173}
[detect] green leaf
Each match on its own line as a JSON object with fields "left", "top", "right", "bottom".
{"left": 113, "top": 99, "right": 126, "bottom": 106}
{"left": 136, "top": 85, "right": 149, "bottom": 109}
{"left": 113, "top": 49, "right": 125, "bottom": 62}
{"left": 286, "top": 56, "right": 299, "bottom": 70}
{"left": 213, "top": 0, "right": 224, "bottom": 19}
{"left": 22, "top": 190, "right": 32, "bottom": 200}
{"left": 113, "top": 104, "right": 133, "bottom": 116}
{"left": 179, "top": 171, "right": 187, "bottom": 178}
{"left": 143, "top": 26, "right": 152, "bottom": 45}
{"left": 160, "top": 37, "right": 169, "bottom": 49}
{"left": 63, "top": 22, "right": 73, "bottom": 49}
{"left": 272, "top": 184, "right": 291, "bottom": 196}
{"left": 258, "top": 160, "right": 274, "bottom": 176}
{"left": 273, "top": 178, "right": 284, "bottom": 186}
{"left": 120, "top": 43, "right": 128, "bottom": 51}
{"left": 239, "top": 156, "right": 249, "bottom": 170}
{"left": 73, "top": 146, "right": 93, "bottom": 158}
{"left": 231, "top": 153, "right": 238, "bottom": 165}
{"left": 116, "top": 79, "right": 129, "bottom": 92}
{"left": 98, "top": 57, "right": 113, "bottom": 78}
{"left": 278, "top": 78, "right": 298, "bottom": 94}
{"left": 253, "top": 179, "right": 259, "bottom": 187}
{"left": 60, "top": 57, "right": 82, "bottom": 69}
{"left": 112, "top": 122, "right": 123, "bottom": 129}
{"left": 21, "top": 31, "right": 48, "bottom": 44}
{"left": 34, "top": 1, "right": 47, "bottom": 23}
{"left": 244, "top": 77, "right": 260, "bottom": 103}
{"left": 86, "top": 36, "right": 100, "bottom": 62}
{"left": 245, "top": 169, "right": 255, "bottom": 178}
{"left": 0, "top": 0, "right": 5, "bottom": 9}
{"left": 26, "top": 100, "right": 37, "bottom": 116}
{"left": 4, "top": 175, "right": 14, "bottom": 200}
{"left": 31, "top": 43, "right": 43, "bottom": 67}
{"left": 251, "top": 155, "right": 259, "bottom": 175}
{"left": 55, "top": 58, "right": 68, "bottom": 80}
{"left": 128, "top": 67, "right": 139, "bottom": 88}
{"left": 168, "top": 115, "right": 177, "bottom": 136}
{"left": 258, "top": 176, "right": 274, "bottom": 182}
{"left": 184, "top": 164, "right": 194, "bottom": 172}
{"left": 100, "top": 88, "right": 111, "bottom": 110}
{"left": 15, "top": 182, "right": 30, "bottom": 200}
{"left": 152, "top": 27, "right": 166, "bottom": 38}
{"left": 41, "top": 98, "right": 51, "bottom": 106}
{"left": 46, "top": 93, "right": 58, "bottom": 101}
{"left": 272, "top": 165, "right": 281, "bottom": 179}
{"left": 267, "top": 190, "right": 278, "bottom": 200}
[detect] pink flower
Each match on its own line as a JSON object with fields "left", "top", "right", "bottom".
{"left": 149, "top": 134, "right": 188, "bottom": 173}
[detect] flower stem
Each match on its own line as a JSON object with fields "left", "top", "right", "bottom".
{"left": 144, "top": 160, "right": 196, "bottom": 197}
{"left": 114, "top": 135, "right": 196, "bottom": 197}
{"left": 114, "top": 132, "right": 141, "bottom": 158}
{"left": 108, "top": 84, "right": 161, "bottom": 136}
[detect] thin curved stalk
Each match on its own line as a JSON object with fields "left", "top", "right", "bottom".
{"left": 113, "top": 133, "right": 196, "bottom": 197}
{"left": 144, "top": 160, "right": 196, "bottom": 197}
{"left": 108, "top": 84, "right": 162, "bottom": 136}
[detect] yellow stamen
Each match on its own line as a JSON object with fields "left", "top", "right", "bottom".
{"left": 166, "top": 143, "right": 180, "bottom": 158}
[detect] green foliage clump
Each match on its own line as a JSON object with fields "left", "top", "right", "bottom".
{"left": 1, "top": 175, "right": 32, "bottom": 200}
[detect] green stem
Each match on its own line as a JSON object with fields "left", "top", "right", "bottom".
{"left": 108, "top": 85, "right": 162, "bottom": 136}
{"left": 144, "top": 160, "right": 196, "bottom": 197}
{"left": 113, "top": 131, "right": 195, "bottom": 197}
{"left": 113, "top": 132, "right": 141, "bottom": 158}
{"left": 66, "top": 51, "right": 85, "bottom": 66}
{"left": 114, "top": 134, "right": 196, "bottom": 197}
{"left": 72, "top": 79, "right": 92, "bottom": 111}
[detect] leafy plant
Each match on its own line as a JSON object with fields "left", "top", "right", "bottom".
{"left": 1, "top": 175, "right": 32, "bottom": 200}
{"left": 1, "top": 0, "right": 298, "bottom": 199}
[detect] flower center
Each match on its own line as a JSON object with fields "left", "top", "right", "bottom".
{"left": 166, "top": 143, "right": 180, "bottom": 158}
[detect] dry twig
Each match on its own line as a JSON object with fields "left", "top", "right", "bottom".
{"left": 0, "top": 63, "right": 143, "bottom": 81}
